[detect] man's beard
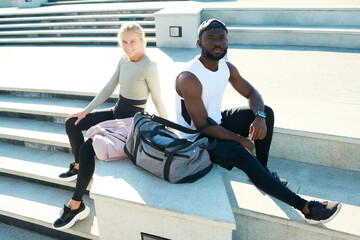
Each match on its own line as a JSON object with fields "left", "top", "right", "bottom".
{"left": 202, "top": 46, "right": 227, "bottom": 60}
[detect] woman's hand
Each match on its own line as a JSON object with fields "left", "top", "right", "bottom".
{"left": 65, "top": 110, "right": 88, "bottom": 125}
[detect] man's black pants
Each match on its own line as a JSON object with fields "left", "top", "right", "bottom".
{"left": 209, "top": 106, "right": 307, "bottom": 211}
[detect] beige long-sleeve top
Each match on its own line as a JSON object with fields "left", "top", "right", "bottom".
{"left": 85, "top": 55, "right": 168, "bottom": 118}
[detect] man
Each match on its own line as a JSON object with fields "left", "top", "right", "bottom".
{"left": 174, "top": 19, "right": 341, "bottom": 224}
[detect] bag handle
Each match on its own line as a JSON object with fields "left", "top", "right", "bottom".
{"left": 147, "top": 112, "right": 216, "bottom": 134}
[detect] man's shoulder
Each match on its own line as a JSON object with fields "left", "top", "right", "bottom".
{"left": 177, "top": 70, "right": 198, "bottom": 82}
{"left": 223, "top": 60, "right": 236, "bottom": 71}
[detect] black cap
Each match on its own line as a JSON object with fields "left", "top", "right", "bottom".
{"left": 198, "top": 19, "right": 228, "bottom": 39}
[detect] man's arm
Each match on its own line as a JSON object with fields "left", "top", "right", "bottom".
{"left": 226, "top": 61, "right": 267, "bottom": 141}
{"left": 176, "top": 71, "right": 254, "bottom": 152}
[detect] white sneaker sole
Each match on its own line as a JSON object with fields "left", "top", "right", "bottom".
{"left": 305, "top": 203, "right": 342, "bottom": 224}
{"left": 59, "top": 174, "right": 77, "bottom": 182}
{"left": 53, "top": 206, "right": 90, "bottom": 230}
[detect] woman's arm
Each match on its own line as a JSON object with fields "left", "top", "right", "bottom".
{"left": 84, "top": 60, "right": 121, "bottom": 113}
{"left": 145, "top": 61, "right": 168, "bottom": 119}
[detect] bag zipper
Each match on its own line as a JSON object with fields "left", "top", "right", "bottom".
{"left": 141, "top": 138, "right": 191, "bottom": 159}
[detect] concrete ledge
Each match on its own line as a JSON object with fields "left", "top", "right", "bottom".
{"left": 0, "top": 117, "right": 70, "bottom": 151}
{"left": 90, "top": 160, "right": 235, "bottom": 240}
{"left": 202, "top": 8, "right": 360, "bottom": 27}
{"left": 17, "top": 0, "right": 41, "bottom": 8}
{"left": 0, "top": 175, "right": 99, "bottom": 239}
{"left": 227, "top": 26, "right": 360, "bottom": 49}
{"left": 0, "top": 142, "right": 97, "bottom": 191}
{"left": 0, "top": 28, "right": 155, "bottom": 36}
{"left": 0, "top": 94, "right": 114, "bottom": 120}
{"left": 0, "top": 13, "right": 153, "bottom": 23}
{"left": 0, "top": 37, "right": 156, "bottom": 45}
{"left": 0, "top": 20, "right": 155, "bottom": 29}
{"left": 221, "top": 158, "right": 360, "bottom": 240}
{"left": 154, "top": 7, "right": 201, "bottom": 48}
{"left": 271, "top": 127, "right": 360, "bottom": 171}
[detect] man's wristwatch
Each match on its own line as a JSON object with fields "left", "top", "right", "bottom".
{"left": 255, "top": 111, "right": 266, "bottom": 118}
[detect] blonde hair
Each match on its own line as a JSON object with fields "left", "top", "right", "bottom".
{"left": 117, "top": 23, "right": 147, "bottom": 48}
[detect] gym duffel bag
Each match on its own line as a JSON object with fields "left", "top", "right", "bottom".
{"left": 124, "top": 112, "right": 216, "bottom": 184}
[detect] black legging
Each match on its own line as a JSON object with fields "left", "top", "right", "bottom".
{"left": 65, "top": 99, "right": 143, "bottom": 201}
{"left": 208, "top": 106, "right": 307, "bottom": 211}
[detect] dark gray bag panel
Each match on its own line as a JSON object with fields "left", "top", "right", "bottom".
{"left": 124, "top": 112, "right": 216, "bottom": 183}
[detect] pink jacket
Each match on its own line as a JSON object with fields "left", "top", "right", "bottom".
{"left": 86, "top": 117, "right": 134, "bottom": 161}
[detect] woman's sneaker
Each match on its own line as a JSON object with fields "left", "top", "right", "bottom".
{"left": 59, "top": 163, "right": 78, "bottom": 181}
{"left": 53, "top": 201, "right": 90, "bottom": 230}
{"left": 305, "top": 200, "right": 342, "bottom": 224}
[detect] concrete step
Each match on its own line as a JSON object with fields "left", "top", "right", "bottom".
{"left": 0, "top": 222, "right": 57, "bottom": 240}
{"left": 0, "top": 8, "right": 160, "bottom": 18}
{"left": 0, "top": 142, "right": 92, "bottom": 190}
{"left": 0, "top": 87, "right": 116, "bottom": 100}
{"left": 0, "top": 94, "right": 115, "bottom": 123}
{"left": 0, "top": 20, "right": 155, "bottom": 30}
{"left": 43, "top": 0, "right": 185, "bottom": 7}
{"left": 222, "top": 157, "right": 360, "bottom": 240}
{"left": 0, "top": 13, "right": 154, "bottom": 24}
{"left": 202, "top": 8, "right": 360, "bottom": 27}
{"left": 271, "top": 127, "right": 360, "bottom": 172}
{"left": 227, "top": 24, "right": 360, "bottom": 49}
{"left": 0, "top": 175, "right": 99, "bottom": 239}
{"left": 0, "top": 36, "right": 157, "bottom": 45}
{"left": 0, "top": 117, "right": 70, "bottom": 152}
{"left": 0, "top": 28, "right": 156, "bottom": 38}
{"left": 1, "top": 88, "right": 358, "bottom": 172}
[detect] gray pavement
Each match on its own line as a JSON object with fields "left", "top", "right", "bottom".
{"left": 1, "top": 45, "right": 359, "bottom": 139}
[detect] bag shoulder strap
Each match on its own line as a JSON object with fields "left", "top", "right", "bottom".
{"left": 149, "top": 113, "right": 216, "bottom": 134}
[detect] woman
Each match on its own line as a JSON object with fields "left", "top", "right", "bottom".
{"left": 53, "top": 23, "right": 167, "bottom": 229}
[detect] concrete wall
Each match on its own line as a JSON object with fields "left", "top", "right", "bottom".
{"left": 0, "top": 0, "right": 17, "bottom": 8}
{"left": 155, "top": 7, "right": 202, "bottom": 48}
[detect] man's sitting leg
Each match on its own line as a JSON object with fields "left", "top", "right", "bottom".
{"left": 220, "top": 105, "right": 288, "bottom": 186}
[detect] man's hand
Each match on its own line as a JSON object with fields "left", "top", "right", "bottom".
{"left": 65, "top": 110, "right": 88, "bottom": 125}
{"left": 249, "top": 117, "right": 267, "bottom": 141}
{"left": 238, "top": 135, "right": 255, "bottom": 153}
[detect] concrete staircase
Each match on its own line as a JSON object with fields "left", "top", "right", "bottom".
{"left": 202, "top": 7, "right": 360, "bottom": 49}
{"left": 0, "top": 8, "right": 159, "bottom": 46}
{"left": 0, "top": 89, "right": 118, "bottom": 239}
{"left": 0, "top": 84, "right": 359, "bottom": 239}
{"left": 42, "top": 0, "right": 188, "bottom": 7}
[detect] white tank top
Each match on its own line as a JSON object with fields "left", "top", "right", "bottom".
{"left": 175, "top": 56, "right": 230, "bottom": 141}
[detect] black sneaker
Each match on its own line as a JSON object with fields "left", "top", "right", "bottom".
{"left": 305, "top": 200, "right": 342, "bottom": 224}
{"left": 59, "top": 163, "right": 78, "bottom": 181}
{"left": 269, "top": 169, "right": 288, "bottom": 187}
{"left": 53, "top": 201, "right": 90, "bottom": 230}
